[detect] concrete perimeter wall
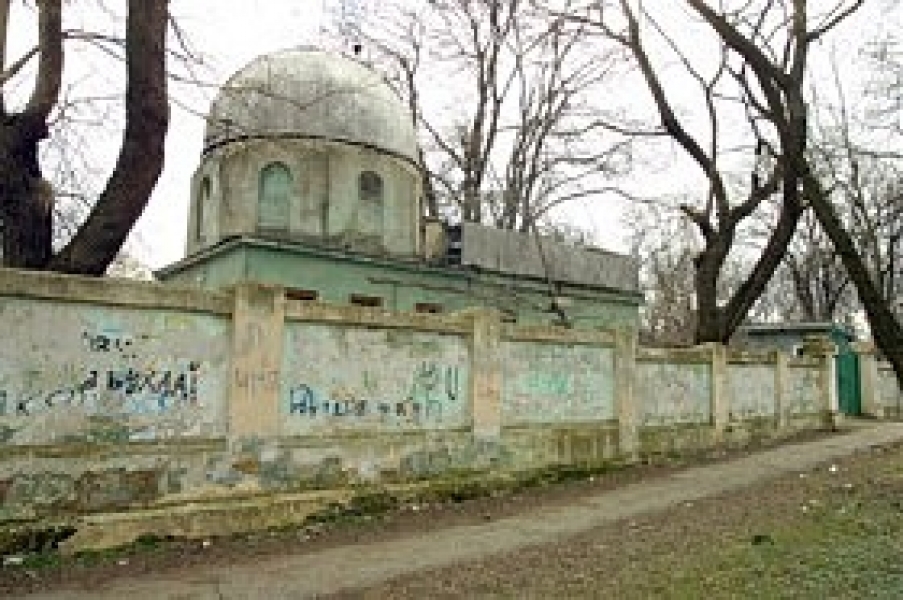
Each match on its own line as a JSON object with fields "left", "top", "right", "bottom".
{"left": 857, "top": 344, "right": 903, "bottom": 419}
{"left": 0, "top": 269, "right": 835, "bottom": 541}
{"left": 875, "top": 365, "right": 903, "bottom": 417}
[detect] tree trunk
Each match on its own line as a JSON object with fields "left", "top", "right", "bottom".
{"left": 1, "top": 180, "right": 53, "bottom": 269}
{"left": 49, "top": 0, "right": 169, "bottom": 275}
{"left": 720, "top": 194, "right": 805, "bottom": 337}
{"left": 806, "top": 174, "right": 903, "bottom": 390}
{"left": 0, "top": 114, "right": 53, "bottom": 269}
{"left": 693, "top": 246, "right": 726, "bottom": 343}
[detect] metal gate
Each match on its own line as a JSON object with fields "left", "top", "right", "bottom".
{"left": 836, "top": 352, "right": 861, "bottom": 416}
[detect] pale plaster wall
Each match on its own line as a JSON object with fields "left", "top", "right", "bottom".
{"left": 877, "top": 365, "right": 902, "bottom": 416}
{"left": 501, "top": 341, "right": 615, "bottom": 425}
{"left": 280, "top": 323, "right": 470, "bottom": 433}
{"left": 727, "top": 363, "right": 777, "bottom": 420}
{"left": 0, "top": 297, "right": 229, "bottom": 448}
{"left": 0, "top": 268, "right": 836, "bottom": 533}
{"left": 186, "top": 138, "right": 421, "bottom": 257}
{"left": 635, "top": 359, "right": 712, "bottom": 426}
{"left": 0, "top": 298, "right": 229, "bottom": 446}
{"left": 783, "top": 365, "right": 822, "bottom": 415}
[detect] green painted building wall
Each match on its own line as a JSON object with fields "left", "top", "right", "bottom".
{"left": 160, "top": 238, "right": 642, "bottom": 330}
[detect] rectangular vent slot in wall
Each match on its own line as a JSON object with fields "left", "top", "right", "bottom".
{"left": 350, "top": 294, "right": 383, "bottom": 308}
{"left": 415, "top": 302, "right": 443, "bottom": 314}
{"left": 286, "top": 288, "right": 318, "bottom": 302}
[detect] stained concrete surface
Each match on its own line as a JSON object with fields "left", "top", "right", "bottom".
{"left": 21, "top": 421, "right": 903, "bottom": 600}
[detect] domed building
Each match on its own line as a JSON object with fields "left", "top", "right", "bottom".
{"left": 186, "top": 47, "right": 422, "bottom": 257}
{"left": 159, "top": 47, "right": 642, "bottom": 328}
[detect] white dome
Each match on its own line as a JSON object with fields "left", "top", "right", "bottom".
{"left": 204, "top": 47, "right": 419, "bottom": 163}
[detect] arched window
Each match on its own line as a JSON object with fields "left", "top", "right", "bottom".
{"left": 358, "top": 171, "right": 384, "bottom": 237}
{"left": 196, "top": 177, "right": 211, "bottom": 242}
{"left": 258, "top": 162, "right": 292, "bottom": 230}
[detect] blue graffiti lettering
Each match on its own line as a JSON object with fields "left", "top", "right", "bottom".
{"left": 9, "top": 362, "right": 202, "bottom": 417}
{"left": 289, "top": 384, "right": 316, "bottom": 415}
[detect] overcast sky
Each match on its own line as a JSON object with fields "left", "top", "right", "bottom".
{"left": 5, "top": 1, "right": 895, "bottom": 270}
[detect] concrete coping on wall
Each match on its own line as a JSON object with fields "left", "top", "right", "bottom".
{"left": 636, "top": 346, "right": 712, "bottom": 363}
{"left": 502, "top": 324, "right": 616, "bottom": 346}
{"left": 283, "top": 299, "right": 623, "bottom": 345}
{"left": 0, "top": 267, "right": 233, "bottom": 315}
{"left": 283, "top": 298, "right": 474, "bottom": 334}
{"left": 787, "top": 357, "right": 822, "bottom": 368}
{"left": 726, "top": 349, "right": 779, "bottom": 365}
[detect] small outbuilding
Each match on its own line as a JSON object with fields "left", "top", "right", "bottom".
{"left": 734, "top": 321, "right": 861, "bottom": 416}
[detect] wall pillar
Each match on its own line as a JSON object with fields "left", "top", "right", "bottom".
{"left": 803, "top": 335, "right": 837, "bottom": 429}
{"left": 710, "top": 343, "right": 729, "bottom": 441}
{"left": 228, "top": 284, "right": 286, "bottom": 438}
{"left": 774, "top": 350, "right": 788, "bottom": 429}
{"left": 853, "top": 342, "right": 880, "bottom": 418}
{"left": 615, "top": 328, "right": 639, "bottom": 460}
{"left": 469, "top": 309, "right": 503, "bottom": 442}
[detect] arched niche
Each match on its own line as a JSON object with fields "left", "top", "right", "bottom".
{"left": 358, "top": 170, "right": 384, "bottom": 238}
{"left": 258, "top": 162, "right": 293, "bottom": 231}
{"left": 195, "top": 175, "right": 222, "bottom": 244}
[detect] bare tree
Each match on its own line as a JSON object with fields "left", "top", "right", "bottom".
{"left": 627, "top": 199, "right": 760, "bottom": 346}
{"left": 0, "top": 0, "right": 170, "bottom": 275}
{"left": 334, "top": 0, "right": 631, "bottom": 230}
{"left": 799, "top": 87, "right": 903, "bottom": 382}
{"left": 775, "top": 211, "right": 854, "bottom": 321}
{"left": 864, "top": 33, "right": 903, "bottom": 138}
{"left": 323, "top": 0, "right": 442, "bottom": 217}
{"left": 625, "top": 204, "right": 698, "bottom": 346}
{"left": 802, "top": 140, "right": 901, "bottom": 325}
{"left": 561, "top": 0, "right": 864, "bottom": 346}
{"left": 810, "top": 63, "right": 902, "bottom": 322}
{"left": 667, "top": 0, "right": 902, "bottom": 386}
{"left": 802, "top": 155, "right": 903, "bottom": 386}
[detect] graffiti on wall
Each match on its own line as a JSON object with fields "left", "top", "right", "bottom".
{"left": 288, "top": 362, "right": 461, "bottom": 422}
{"left": 0, "top": 299, "right": 229, "bottom": 443}
{"left": 502, "top": 342, "right": 615, "bottom": 424}
{"left": 3, "top": 360, "right": 202, "bottom": 418}
{"left": 282, "top": 324, "right": 469, "bottom": 431}
{"left": 636, "top": 361, "right": 711, "bottom": 425}
{"left": 728, "top": 365, "right": 776, "bottom": 419}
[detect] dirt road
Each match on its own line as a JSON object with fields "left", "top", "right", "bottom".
{"left": 12, "top": 421, "right": 903, "bottom": 599}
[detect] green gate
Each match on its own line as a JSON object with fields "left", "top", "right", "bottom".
{"left": 836, "top": 352, "right": 861, "bottom": 416}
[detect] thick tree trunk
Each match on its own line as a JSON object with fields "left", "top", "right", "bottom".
{"left": 0, "top": 114, "right": 53, "bottom": 269}
{"left": 0, "top": 0, "right": 169, "bottom": 276}
{"left": 0, "top": 180, "right": 53, "bottom": 268}
{"left": 693, "top": 249, "right": 725, "bottom": 344}
{"left": 692, "top": 196, "right": 803, "bottom": 345}
{"left": 49, "top": 0, "right": 169, "bottom": 275}
{"left": 720, "top": 195, "right": 805, "bottom": 337}
{"left": 806, "top": 175, "right": 903, "bottom": 390}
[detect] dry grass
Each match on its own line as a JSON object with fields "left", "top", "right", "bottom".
{"left": 337, "top": 441, "right": 903, "bottom": 599}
